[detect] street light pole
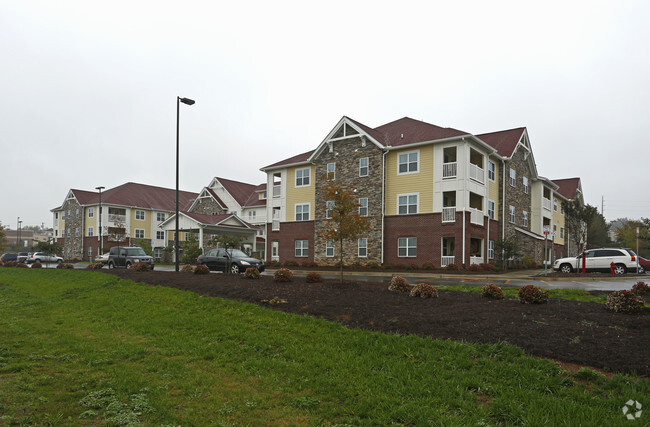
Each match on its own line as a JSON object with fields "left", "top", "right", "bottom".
{"left": 175, "top": 96, "right": 195, "bottom": 272}
{"left": 95, "top": 186, "right": 105, "bottom": 258}
{"left": 17, "top": 217, "right": 22, "bottom": 249}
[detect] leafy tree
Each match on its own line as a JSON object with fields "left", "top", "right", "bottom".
{"left": 586, "top": 211, "right": 611, "bottom": 249}
{"left": 494, "top": 235, "right": 520, "bottom": 270}
{"left": 562, "top": 201, "right": 598, "bottom": 254}
{"left": 0, "top": 225, "right": 6, "bottom": 252}
{"left": 135, "top": 239, "right": 153, "bottom": 256}
{"left": 181, "top": 232, "right": 203, "bottom": 265}
{"left": 208, "top": 234, "right": 245, "bottom": 274}
{"left": 317, "top": 180, "right": 371, "bottom": 282}
{"left": 34, "top": 240, "right": 62, "bottom": 256}
{"left": 614, "top": 218, "right": 650, "bottom": 257}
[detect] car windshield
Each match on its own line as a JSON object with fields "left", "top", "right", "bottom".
{"left": 126, "top": 248, "right": 147, "bottom": 256}
{"left": 227, "top": 249, "right": 249, "bottom": 258}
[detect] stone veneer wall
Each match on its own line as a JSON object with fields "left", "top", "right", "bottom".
{"left": 190, "top": 198, "right": 226, "bottom": 216}
{"left": 502, "top": 146, "right": 533, "bottom": 240}
{"left": 60, "top": 199, "right": 84, "bottom": 260}
{"left": 313, "top": 135, "right": 384, "bottom": 266}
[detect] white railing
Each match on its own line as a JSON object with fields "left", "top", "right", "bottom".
{"left": 273, "top": 185, "right": 281, "bottom": 198}
{"left": 442, "top": 162, "right": 457, "bottom": 179}
{"left": 441, "top": 256, "right": 455, "bottom": 267}
{"left": 108, "top": 214, "right": 126, "bottom": 223}
{"left": 442, "top": 207, "right": 456, "bottom": 222}
{"left": 272, "top": 219, "right": 280, "bottom": 231}
{"left": 470, "top": 207, "right": 484, "bottom": 225}
{"left": 470, "top": 256, "right": 483, "bottom": 265}
{"left": 469, "top": 163, "right": 484, "bottom": 183}
{"left": 542, "top": 198, "right": 551, "bottom": 210}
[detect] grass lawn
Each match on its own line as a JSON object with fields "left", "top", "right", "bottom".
{"left": 0, "top": 268, "right": 648, "bottom": 426}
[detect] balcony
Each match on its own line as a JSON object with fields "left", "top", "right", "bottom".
{"left": 273, "top": 185, "right": 281, "bottom": 198}
{"left": 470, "top": 207, "right": 484, "bottom": 225}
{"left": 542, "top": 198, "right": 551, "bottom": 211}
{"left": 470, "top": 256, "right": 484, "bottom": 265}
{"left": 469, "top": 163, "right": 484, "bottom": 184}
{"left": 442, "top": 162, "right": 457, "bottom": 179}
{"left": 108, "top": 214, "right": 126, "bottom": 223}
{"left": 442, "top": 207, "right": 456, "bottom": 222}
{"left": 441, "top": 256, "right": 455, "bottom": 267}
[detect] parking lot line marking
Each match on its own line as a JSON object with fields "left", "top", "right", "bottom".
{"left": 504, "top": 279, "right": 511, "bottom": 285}
{"left": 540, "top": 280, "right": 554, "bottom": 286}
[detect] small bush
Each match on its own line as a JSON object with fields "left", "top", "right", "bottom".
{"left": 467, "top": 264, "right": 480, "bottom": 272}
{"left": 180, "top": 264, "right": 195, "bottom": 273}
{"left": 480, "top": 263, "right": 495, "bottom": 272}
{"left": 16, "top": 262, "right": 28, "bottom": 268}
{"left": 410, "top": 283, "right": 438, "bottom": 298}
{"left": 631, "top": 281, "right": 649, "bottom": 296}
{"left": 444, "top": 263, "right": 459, "bottom": 271}
{"left": 368, "top": 262, "right": 381, "bottom": 269}
{"left": 422, "top": 261, "right": 436, "bottom": 270}
{"left": 306, "top": 272, "right": 322, "bottom": 283}
{"left": 4, "top": 261, "right": 17, "bottom": 268}
{"left": 274, "top": 268, "right": 293, "bottom": 282}
{"left": 301, "top": 261, "right": 318, "bottom": 268}
{"left": 245, "top": 267, "right": 261, "bottom": 279}
{"left": 518, "top": 285, "right": 549, "bottom": 304}
{"left": 194, "top": 264, "right": 210, "bottom": 275}
{"left": 383, "top": 264, "right": 392, "bottom": 270}
{"left": 86, "top": 263, "right": 104, "bottom": 270}
{"left": 405, "top": 263, "right": 419, "bottom": 271}
{"left": 129, "top": 263, "right": 151, "bottom": 272}
{"left": 482, "top": 284, "right": 505, "bottom": 300}
{"left": 57, "top": 263, "right": 74, "bottom": 269}
{"left": 31, "top": 262, "right": 43, "bottom": 269}
{"left": 605, "top": 290, "right": 644, "bottom": 313}
{"left": 388, "top": 276, "right": 410, "bottom": 293}
{"left": 282, "top": 261, "right": 298, "bottom": 268}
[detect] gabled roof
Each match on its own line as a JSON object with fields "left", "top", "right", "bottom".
{"left": 552, "top": 178, "right": 581, "bottom": 200}
{"left": 242, "top": 184, "right": 267, "bottom": 207}
{"left": 476, "top": 127, "right": 527, "bottom": 158}
{"left": 373, "top": 117, "right": 470, "bottom": 147}
{"left": 160, "top": 212, "right": 257, "bottom": 230}
{"left": 261, "top": 149, "right": 315, "bottom": 170}
{"left": 214, "top": 177, "right": 266, "bottom": 208}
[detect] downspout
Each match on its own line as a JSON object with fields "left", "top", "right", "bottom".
{"left": 381, "top": 149, "right": 387, "bottom": 264}
{"left": 486, "top": 155, "right": 490, "bottom": 262}
{"left": 462, "top": 138, "right": 467, "bottom": 268}
{"left": 502, "top": 158, "right": 506, "bottom": 261}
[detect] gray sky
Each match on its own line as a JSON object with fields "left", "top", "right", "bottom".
{"left": 2, "top": 0, "right": 649, "bottom": 229}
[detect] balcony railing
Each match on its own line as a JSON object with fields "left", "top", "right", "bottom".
{"left": 273, "top": 185, "right": 281, "bottom": 198}
{"left": 470, "top": 256, "right": 483, "bottom": 265}
{"left": 272, "top": 219, "right": 280, "bottom": 231}
{"left": 470, "top": 207, "right": 484, "bottom": 225}
{"left": 442, "top": 162, "right": 457, "bottom": 179}
{"left": 542, "top": 198, "right": 551, "bottom": 210}
{"left": 108, "top": 214, "right": 126, "bottom": 223}
{"left": 469, "top": 163, "right": 484, "bottom": 183}
{"left": 442, "top": 207, "right": 456, "bottom": 222}
{"left": 441, "top": 256, "right": 455, "bottom": 267}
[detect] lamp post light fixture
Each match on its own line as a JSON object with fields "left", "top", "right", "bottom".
{"left": 175, "top": 96, "right": 195, "bottom": 272}
{"left": 95, "top": 186, "right": 105, "bottom": 259}
{"left": 17, "top": 217, "right": 22, "bottom": 249}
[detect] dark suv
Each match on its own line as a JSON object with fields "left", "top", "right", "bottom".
{"left": 107, "top": 246, "right": 154, "bottom": 269}
{"left": 1, "top": 253, "right": 17, "bottom": 263}
{"left": 197, "top": 248, "right": 264, "bottom": 274}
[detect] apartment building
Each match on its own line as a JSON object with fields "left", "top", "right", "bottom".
{"left": 262, "top": 116, "right": 583, "bottom": 267}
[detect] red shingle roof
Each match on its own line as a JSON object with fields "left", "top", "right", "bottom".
{"left": 372, "top": 117, "right": 469, "bottom": 147}
{"left": 552, "top": 178, "right": 581, "bottom": 200}
{"left": 216, "top": 177, "right": 265, "bottom": 207}
{"left": 262, "top": 150, "right": 315, "bottom": 170}
{"left": 476, "top": 127, "right": 526, "bottom": 158}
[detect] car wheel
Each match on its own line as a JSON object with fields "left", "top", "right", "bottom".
{"left": 638, "top": 266, "right": 645, "bottom": 274}
{"left": 231, "top": 264, "right": 240, "bottom": 274}
{"left": 614, "top": 264, "right": 627, "bottom": 275}
{"left": 57, "top": 259, "right": 62, "bottom": 263}
{"left": 559, "top": 264, "right": 573, "bottom": 273}
{"left": 108, "top": 262, "right": 114, "bottom": 269}
{"left": 125, "top": 262, "right": 131, "bottom": 269}
{"left": 35, "top": 259, "right": 41, "bottom": 264}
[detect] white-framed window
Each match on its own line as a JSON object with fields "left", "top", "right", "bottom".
{"left": 327, "top": 163, "right": 336, "bottom": 180}
{"left": 553, "top": 224, "right": 557, "bottom": 235}
{"left": 398, "top": 151, "right": 419, "bottom": 174}
{"left": 272, "top": 241, "right": 279, "bottom": 258}
{"left": 488, "top": 161, "right": 496, "bottom": 181}
{"left": 67, "top": 209, "right": 71, "bottom": 217}
{"left": 295, "top": 167, "right": 310, "bottom": 187}
{"left": 488, "top": 240, "right": 495, "bottom": 259}
{"left": 75, "top": 227, "right": 80, "bottom": 237}
{"left": 157, "top": 212, "right": 166, "bottom": 222}
{"left": 560, "top": 227, "right": 564, "bottom": 238}
{"left": 184, "top": 232, "right": 190, "bottom": 240}
{"left": 249, "top": 211, "right": 256, "bottom": 219}
{"left": 88, "top": 226, "right": 94, "bottom": 237}
{"left": 88, "top": 246, "right": 93, "bottom": 257}
{"left": 509, "top": 168, "right": 516, "bottom": 187}
{"left": 325, "top": 201, "right": 334, "bottom": 219}
{"left": 560, "top": 204, "right": 564, "bottom": 215}
{"left": 156, "top": 231, "right": 165, "bottom": 240}
{"left": 398, "top": 237, "right": 417, "bottom": 257}
{"left": 62, "top": 211, "right": 65, "bottom": 219}
{"left": 135, "top": 210, "right": 145, "bottom": 220}
{"left": 76, "top": 208, "right": 80, "bottom": 217}
{"left": 509, "top": 205, "right": 515, "bottom": 223}
{"left": 554, "top": 198, "right": 558, "bottom": 211}
{"left": 398, "top": 193, "right": 418, "bottom": 215}
{"left": 326, "top": 241, "right": 334, "bottom": 257}
{"left": 61, "top": 229, "right": 65, "bottom": 237}
{"left": 296, "top": 203, "right": 310, "bottom": 221}
{"left": 135, "top": 229, "right": 145, "bottom": 239}
{"left": 358, "top": 238, "right": 368, "bottom": 257}
{"left": 55, "top": 212, "right": 59, "bottom": 220}
{"left": 295, "top": 240, "right": 309, "bottom": 257}
{"left": 522, "top": 211, "right": 529, "bottom": 227}
{"left": 523, "top": 176, "right": 529, "bottom": 194}
{"left": 88, "top": 207, "right": 94, "bottom": 218}
{"left": 488, "top": 199, "right": 495, "bottom": 220}
{"left": 359, "top": 198, "right": 368, "bottom": 216}
{"left": 359, "top": 157, "right": 369, "bottom": 177}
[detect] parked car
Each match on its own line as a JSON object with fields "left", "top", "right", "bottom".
{"left": 107, "top": 246, "right": 154, "bottom": 269}
{"left": 95, "top": 252, "right": 110, "bottom": 264}
{"left": 27, "top": 252, "right": 64, "bottom": 264}
{"left": 637, "top": 256, "right": 650, "bottom": 274}
{"left": 553, "top": 248, "right": 640, "bottom": 274}
{"left": 17, "top": 252, "right": 31, "bottom": 263}
{"left": 197, "top": 248, "right": 265, "bottom": 274}
{"left": 1, "top": 253, "right": 18, "bottom": 263}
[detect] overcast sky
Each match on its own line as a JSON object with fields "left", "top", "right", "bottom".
{"left": 2, "top": 0, "right": 649, "bottom": 229}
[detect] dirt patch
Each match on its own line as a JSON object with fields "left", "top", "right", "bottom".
{"left": 104, "top": 270, "right": 650, "bottom": 377}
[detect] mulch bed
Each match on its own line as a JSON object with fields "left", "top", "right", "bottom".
{"left": 104, "top": 270, "right": 650, "bottom": 377}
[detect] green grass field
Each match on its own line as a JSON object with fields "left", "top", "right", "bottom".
{"left": 0, "top": 269, "right": 648, "bottom": 426}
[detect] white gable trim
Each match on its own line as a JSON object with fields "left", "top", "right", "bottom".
{"left": 308, "top": 116, "right": 384, "bottom": 162}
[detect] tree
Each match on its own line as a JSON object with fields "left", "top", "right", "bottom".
{"left": 0, "top": 225, "right": 6, "bottom": 252}
{"left": 34, "top": 240, "right": 62, "bottom": 256}
{"left": 135, "top": 239, "right": 153, "bottom": 256}
{"left": 613, "top": 218, "right": 650, "bottom": 258}
{"left": 181, "top": 232, "right": 203, "bottom": 265}
{"left": 317, "top": 180, "right": 371, "bottom": 282}
{"left": 562, "top": 200, "right": 598, "bottom": 254}
{"left": 586, "top": 212, "right": 611, "bottom": 249}
{"left": 208, "top": 234, "right": 245, "bottom": 274}
{"left": 494, "top": 235, "right": 520, "bottom": 270}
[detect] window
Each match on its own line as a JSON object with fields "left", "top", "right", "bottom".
{"left": 522, "top": 211, "right": 529, "bottom": 227}
{"left": 327, "top": 163, "right": 336, "bottom": 180}
{"left": 135, "top": 210, "right": 145, "bottom": 220}
{"left": 76, "top": 208, "right": 79, "bottom": 217}
{"left": 55, "top": 212, "right": 58, "bottom": 219}
{"left": 398, "top": 151, "right": 419, "bottom": 174}
{"left": 560, "top": 204, "right": 564, "bottom": 215}
{"left": 67, "top": 209, "right": 71, "bottom": 217}
{"left": 295, "top": 204, "right": 310, "bottom": 221}
{"left": 358, "top": 238, "right": 368, "bottom": 257}
{"left": 325, "top": 201, "right": 334, "bottom": 219}
{"left": 509, "top": 205, "right": 515, "bottom": 223}
{"left": 488, "top": 240, "right": 495, "bottom": 259}
{"left": 296, "top": 168, "right": 310, "bottom": 187}
{"left": 523, "top": 176, "right": 529, "bottom": 194}
{"left": 554, "top": 198, "right": 558, "bottom": 211}
{"left": 359, "top": 198, "right": 368, "bottom": 216}
{"left": 75, "top": 227, "right": 80, "bottom": 237}
{"left": 156, "top": 231, "right": 165, "bottom": 240}
{"left": 249, "top": 211, "right": 256, "bottom": 219}
{"left": 553, "top": 224, "right": 557, "bottom": 235}
{"left": 398, "top": 237, "right": 417, "bottom": 257}
{"left": 184, "top": 232, "right": 190, "bottom": 240}
{"left": 295, "top": 240, "right": 309, "bottom": 257}
{"left": 135, "top": 229, "right": 145, "bottom": 239}
{"left": 88, "top": 207, "right": 94, "bottom": 218}
{"left": 326, "top": 241, "right": 334, "bottom": 257}
{"left": 398, "top": 194, "right": 418, "bottom": 215}
{"left": 88, "top": 246, "right": 93, "bottom": 257}
{"left": 62, "top": 211, "right": 65, "bottom": 219}
{"left": 560, "top": 227, "right": 564, "bottom": 239}
{"left": 157, "top": 212, "right": 166, "bottom": 222}
{"left": 272, "top": 242, "right": 279, "bottom": 258}
{"left": 488, "top": 200, "right": 495, "bottom": 220}
{"left": 509, "top": 168, "right": 516, "bottom": 187}
{"left": 88, "top": 226, "right": 94, "bottom": 237}
{"left": 359, "top": 157, "right": 369, "bottom": 177}
{"left": 488, "top": 161, "right": 495, "bottom": 181}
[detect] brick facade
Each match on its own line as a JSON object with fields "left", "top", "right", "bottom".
{"left": 267, "top": 221, "right": 315, "bottom": 263}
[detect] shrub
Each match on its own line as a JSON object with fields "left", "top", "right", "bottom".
{"left": 31, "top": 262, "right": 42, "bottom": 269}
{"left": 85, "top": 263, "right": 104, "bottom": 270}
{"left": 301, "top": 261, "right": 318, "bottom": 268}
{"left": 306, "top": 272, "right": 322, "bottom": 283}
{"left": 444, "top": 263, "right": 459, "bottom": 271}
{"left": 518, "top": 285, "right": 549, "bottom": 304}
{"left": 605, "top": 290, "right": 644, "bottom": 313}
{"left": 480, "top": 263, "right": 495, "bottom": 272}
{"left": 57, "top": 263, "right": 74, "bottom": 270}
{"left": 266, "top": 260, "right": 281, "bottom": 268}
{"left": 368, "top": 262, "right": 381, "bottom": 269}
{"left": 468, "top": 264, "right": 480, "bottom": 272}
{"left": 482, "top": 283, "right": 505, "bottom": 300}
{"left": 129, "top": 263, "right": 151, "bottom": 272}
{"left": 180, "top": 264, "right": 195, "bottom": 273}
{"left": 410, "top": 283, "right": 438, "bottom": 298}
{"left": 274, "top": 268, "right": 293, "bottom": 282}
{"left": 631, "top": 281, "right": 649, "bottom": 296}
{"left": 194, "top": 264, "right": 210, "bottom": 275}
{"left": 16, "top": 262, "right": 28, "bottom": 268}
{"left": 422, "top": 261, "right": 436, "bottom": 270}
{"left": 4, "top": 261, "right": 17, "bottom": 268}
{"left": 282, "top": 261, "right": 298, "bottom": 268}
{"left": 383, "top": 264, "right": 392, "bottom": 270}
{"left": 245, "top": 267, "right": 261, "bottom": 279}
{"left": 388, "top": 276, "right": 410, "bottom": 293}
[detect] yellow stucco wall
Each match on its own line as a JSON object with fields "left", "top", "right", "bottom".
{"left": 130, "top": 208, "right": 152, "bottom": 239}
{"left": 85, "top": 206, "right": 97, "bottom": 236}
{"left": 385, "top": 146, "right": 434, "bottom": 215}
{"left": 286, "top": 165, "right": 316, "bottom": 221}
{"left": 552, "top": 196, "right": 565, "bottom": 244}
